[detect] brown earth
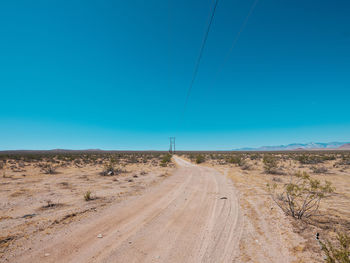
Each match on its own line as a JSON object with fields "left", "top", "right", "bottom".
{"left": 200, "top": 155, "right": 350, "bottom": 263}
{"left": 0, "top": 159, "right": 172, "bottom": 262}
{"left": 2, "top": 155, "right": 349, "bottom": 262}
{"left": 3, "top": 156, "right": 243, "bottom": 263}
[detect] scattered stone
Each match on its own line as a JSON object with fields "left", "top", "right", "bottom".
{"left": 22, "top": 213, "right": 36, "bottom": 219}
{"left": 133, "top": 175, "right": 138, "bottom": 178}
{"left": 97, "top": 234, "right": 103, "bottom": 238}
{"left": 44, "top": 253, "right": 50, "bottom": 257}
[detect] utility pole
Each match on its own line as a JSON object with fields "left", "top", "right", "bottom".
{"left": 169, "top": 137, "right": 176, "bottom": 154}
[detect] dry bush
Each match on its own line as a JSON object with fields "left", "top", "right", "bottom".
{"left": 263, "top": 155, "right": 283, "bottom": 174}
{"left": 297, "top": 154, "right": 324, "bottom": 165}
{"left": 227, "top": 155, "right": 244, "bottom": 166}
{"left": 195, "top": 154, "right": 205, "bottom": 164}
{"left": 84, "top": 190, "right": 93, "bottom": 201}
{"left": 101, "top": 160, "right": 124, "bottom": 176}
{"left": 240, "top": 162, "right": 252, "bottom": 170}
{"left": 335, "top": 155, "right": 350, "bottom": 167}
{"left": 249, "top": 153, "right": 261, "bottom": 161}
{"left": 311, "top": 166, "right": 329, "bottom": 174}
{"left": 268, "top": 171, "right": 334, "bottom": 219}
{"left": 319, "top": 232, "right": 350, "bottom": 263}
{"left": 160, "top": 153, "right": 172, "bottom": 167}
{"left": 41, "top": 163, "right": 58, "bottom": 174}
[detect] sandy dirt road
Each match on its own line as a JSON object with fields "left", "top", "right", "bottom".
{"left": 12, "top": 156, "right": 242, "bottom": 263}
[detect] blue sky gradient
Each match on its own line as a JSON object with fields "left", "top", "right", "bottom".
{"left": 1, "top": 0, "right": 349, "bottom": 150}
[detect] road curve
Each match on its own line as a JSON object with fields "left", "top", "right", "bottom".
{"left": 15, "top": 156, "right": 242, "bottom": 263}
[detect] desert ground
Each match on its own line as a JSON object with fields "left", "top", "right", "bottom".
{"left": 1, "top": 151, "right": 350, "bottom": 262}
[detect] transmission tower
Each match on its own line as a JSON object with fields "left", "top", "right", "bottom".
{"left": 169, "top": 137, "right": 176, "bottom": 154}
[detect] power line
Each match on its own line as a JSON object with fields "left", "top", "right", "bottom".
{"left": 181, "top": 0, "right": 219, "bottom": 118}
{"left": 169, "top": 137, "right": 175, "bottom": 154}
{"left": 215, "top": 0, "right": 259, "bottom": 79}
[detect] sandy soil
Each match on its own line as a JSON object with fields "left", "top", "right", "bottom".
{"left": 2, "top": 156, "right": 243, "bottom": 262}
{"left": 0, "top": 159, "right": 172, "bottom": 262}
{"left": 2, "top": 155, "right": 349, "bottom": 262}
{"left": 200, "top": 156, "right": 350, "bottom": 263}
{"left": 225, "top": 167, "right": 315, "bottom": 263}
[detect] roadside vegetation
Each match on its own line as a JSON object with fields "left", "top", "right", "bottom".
{"left": 267, "top": 171, "right": 334, "bottom": 219}
{"left": 180, "top": 150, "right": 350, "bottom": 262}
{"left": 160, "top": 153, "right": 172, "bottom": 167}
{"left": 0, "top": 150, "right": 175, "bottom": 257}
{"left": 319, "top": 232, "right": 350, "bottom": 263}
{"left": 1, "top": 150, "right": 349, "bottom": 261}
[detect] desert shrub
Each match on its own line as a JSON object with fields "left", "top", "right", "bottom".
{"left": 195, "top": 154, "right": 205, "bottom": 164}
{"left": 84, "top": 190, "right": 93, "bottom": 201}
{"left": 160, "top": 153, "right": 172, "bottom": 167}
{"left": 263, "top": 155, "right": 279, "bottom": 174}
{"left": 267, "top": 171, "right": 334, "bottom": 219}
{"left": 297, "top": 154, "right": 324, "bottom": 165}
{"left": 322, "top": 154, "right": 337, "bottom": 161}
{"left": 240, "top": 162, "right": 252, "bottom": 170}
{"left": 41, "top": 163, "right": 58, "bottom": 174}
{"left": 227, "top": 155, "right": 243, "bottom": 166}
{"left": 227, "top": 155, "right": 251, "bottom": 169}
{"left": 311, "top": 166, "right": 329, "bottom": 174}
{"left": 335, "top": 155, "right": 350, "bottom": 166}
{"left": 101, "top": 159, "right": 123, "bottom": 176}
{"left": 249, "top": 153, "right": 261, "bottom": 160}
{"left": 319, "top": 232, "right": 350, "bottom": 263}
{"left": 188, "top": 154, "right": 196, "bottom": 161}
{"left": 162, "top": 153, "right": 172, "bottom": 163}
{"left": 128, "top": 155, "right": 139, "bottom": 163}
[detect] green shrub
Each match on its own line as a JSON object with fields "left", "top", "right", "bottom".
{"left": 84, "top": 190, "right": 93, "bottom": 201}
{"left": 195, "top": 155, "right": 205, "bottom": 164}
{"left": 227, "top": 155, "right": 243, "bottom": 166}
{"left": 263, "top": 155, "right": 279, "bottom": 174}
{"left": 311, "top": 165, "right": 328, "bottom": 174}
{"left": 41, "top": 163, "right": 58, "bottom": 174}
{"left": 249, "top": 153, "right": 261, "bottom": 160}
{"left": 101, "top": 159, "right": 123, "bottom": 176}
{"left": 297, "top": 154, "right": 324, "bottom": 165}
{"left": 319, "top": 232, "right": 350, "bottom": 263}
{"left": 160, "top": 153, "right": 172, "bottom": 167}
{"left": 267, "top": 171, "right": 334, "bottom": 219}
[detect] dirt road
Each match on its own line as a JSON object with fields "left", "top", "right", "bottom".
{"left": 13, "top": 156, "right": 242, "bottom": 263}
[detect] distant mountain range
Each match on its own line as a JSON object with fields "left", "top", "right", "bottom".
{"left": 235, "top": 142, "right": 350, "bottom": 151}
{"left": 338, "top": 143, "right": 350, "bottom": 150}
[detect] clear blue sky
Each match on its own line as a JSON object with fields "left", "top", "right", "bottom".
{"left": 1, "top": 0, "right": 349, "bottom": 150}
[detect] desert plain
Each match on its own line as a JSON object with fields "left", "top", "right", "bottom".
{"left": 0, "top": 151, "right": 349, "bottom": 262}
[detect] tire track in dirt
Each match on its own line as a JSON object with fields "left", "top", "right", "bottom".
{"left": 13, "top": 156, "right": 242, "bottom": 263}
